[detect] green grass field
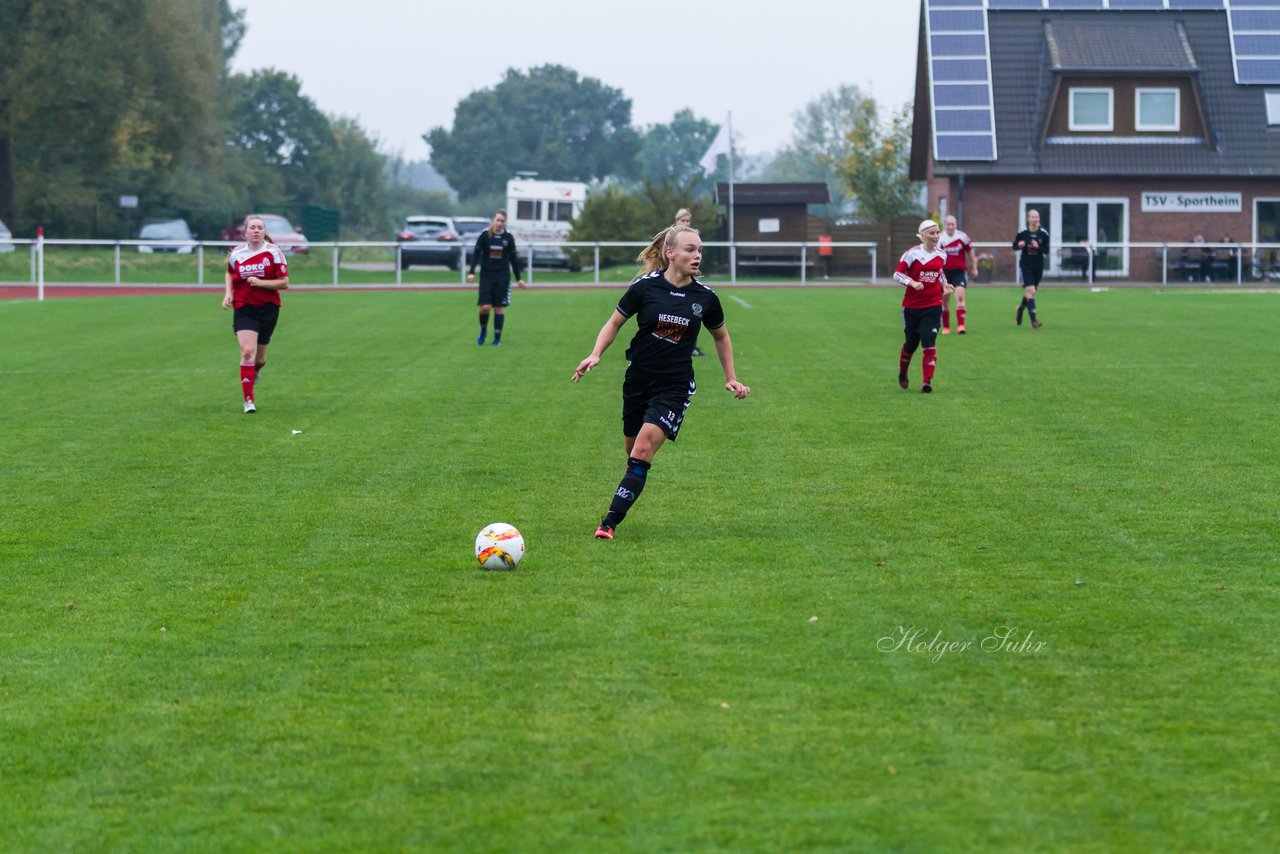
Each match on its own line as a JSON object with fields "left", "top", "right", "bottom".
{"left": 1, "top": 285, "right": 1276, "bottom": 851}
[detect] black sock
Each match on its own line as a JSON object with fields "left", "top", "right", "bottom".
{"left": 479, "top": 312, "right": 490, "bottom": 334}
{"left": 1028, "top": 298, "right": 1037, "bottom": 321}
{"left": 603, "top": 457, "right": 650, "bottom": 527}
{"left": 493, "top": 313, "right": 505, "bottom": 341}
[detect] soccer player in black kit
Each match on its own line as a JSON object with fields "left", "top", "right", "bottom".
{"left": 1013, "top": 209, "right": 1048, "bottom": 329}
{"left": 467, "top": 209, "right": 525, "bottom": 345}
{"left": 571, "top": 225, "right": 750, "bottom": 540}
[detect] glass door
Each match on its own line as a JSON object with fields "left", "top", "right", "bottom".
{"left": 1253, "top": 199, "right": 1280, "bottom": 279}
{"left": 1019, "top": 198, "right": 1129, "bottom": 277}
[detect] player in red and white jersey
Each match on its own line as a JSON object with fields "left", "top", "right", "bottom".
{"left": 893, "top": 220, "right": 954, "bottom": 393}
{"left": 938, "top": 215, "right": 977, "bottom": 334}
{"left": 222, "top": 215, "right": 289, "bottom": 413}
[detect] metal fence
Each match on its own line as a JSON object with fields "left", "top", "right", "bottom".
{"left": 971, "top": 241, "right": 1280, "bottom": 286}
{"left": 7, "top": 237, "right": 1280, "bottom": 301}
{"left": 1, "top": 239, "right": 881, "bottom": 300}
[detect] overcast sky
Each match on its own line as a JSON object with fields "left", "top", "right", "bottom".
{"left": 230, "top": 1, "right": 921, "bottom": 162}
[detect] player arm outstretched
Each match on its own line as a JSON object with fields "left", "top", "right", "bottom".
{"left": 707, "top": 324, "right": 750, "bottom": 399}
{"left": 572, "top": 310, "right": 628, "bottom": 382}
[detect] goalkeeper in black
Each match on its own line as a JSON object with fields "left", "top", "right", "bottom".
{"left": 467, "top": 209, "right": 525, "bottom": 345}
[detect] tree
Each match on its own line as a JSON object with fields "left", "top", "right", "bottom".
{"left": 0, "top": 0, "right": 237, "bottom": 236}
{"left": 426, "top": 65, "right": 641, "bottom": 199}
{"left": 635, "top": 109, "right": 722, "bottom": 192}
{"left": 224, "top": 69, "right": 334, "bottom": 211}
{"left": 834, "top": 95, "right": 920, "bottom": 270}
{"left": 568, "top": 181, "right": 718, "bottom": 268}
{"left": 320, "top": 117, "right": 392, "bottom": 237}
{"left": 762, "top": 84, "right": 879, "bottom": 216}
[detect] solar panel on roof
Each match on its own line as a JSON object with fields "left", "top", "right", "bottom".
{"left": 1234, "top": 34, "right": 1280, "bottom": 54}
{"left": 1236, "top": 59, "right": 1280, "bottom": 82}
{"left": 1231, "top": 9, "right": 1280, "bottom": 28}
{"left": 985, "top": 0, "right": 1043, "bottom": 9}
{"left": 1044, "top": 0, "right": 1105, "bottom": 9}
{"left": 932, "top": 58, "right": 991, "bottom": 81}
{"left": 1167, "top": 0, "right": 1226, "bottom": 9}
{"left": 931, "top": 34, "right": 988, "bottom": 56}
{"left": 935, "top": 109, "right": 995, "bottom": 132}
{"left": 1229, "top": 2, "right": 1280, "bottom": 84}
{"left": 926, "top": 1, "right": 998, "bottom": 162}
{"left": 933, "top": 84, "right": 992, "bottom": 107}
{"left": 1107, "top": 0, "right": 1167, "bottom": 9}
{"left": 929, "top": 9, "right": 986, "bottom": 30}
{"left": 934, "top": 136, "right": 997, "bottom": 160}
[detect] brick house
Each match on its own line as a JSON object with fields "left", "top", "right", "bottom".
{"left": 911, "top": 0, "right": 1280, "bottom": 280}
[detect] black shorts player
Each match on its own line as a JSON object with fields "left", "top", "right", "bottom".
{"left": 614, "top": 271, "right": 723, "bottom": 439}
{"left": 572, "top": 224, "right": 750, "bottom": 541}
{"left": 944, "top": 268, "right": 969, "bottom": 288}
{"left": 902, "top": 305, "right": 943, "bottom": 352}
{"left": 468, "top": 213, "right": 525, "bottom": 345}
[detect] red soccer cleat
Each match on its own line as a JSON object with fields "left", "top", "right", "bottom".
{"left": 594, "top": 524, "right": 615, "bottom": 540}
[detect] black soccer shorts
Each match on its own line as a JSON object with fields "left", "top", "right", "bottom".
{"left": 477, "top": 277, "right": 512, "bottom": 307}
{"left": 902, "top": 305, "right": 942, "bottom": 351}
{"left": 621, "top": 369, "right": 696, "bottom": 441}
{"left": 232, "top": 303, "right": 280, "bottom": 344}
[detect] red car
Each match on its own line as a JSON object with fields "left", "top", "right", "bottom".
{"left": 221, "top": 214, "right": 310, "bottom": 254}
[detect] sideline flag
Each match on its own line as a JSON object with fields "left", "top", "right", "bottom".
{"left": 699, "top": 124, "right": 731, "bottom": 175}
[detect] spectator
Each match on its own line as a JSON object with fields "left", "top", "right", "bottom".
{"left": 1219, "top": 234, "right": 1239, "bottom": 281}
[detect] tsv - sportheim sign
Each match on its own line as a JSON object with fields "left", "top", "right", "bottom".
{"left": 1141, "top": 192, "right": 1242, "bottom": 212}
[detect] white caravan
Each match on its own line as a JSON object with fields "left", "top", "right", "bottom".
{"left": 505, "top": 178, "right": 588, "bottom": 269}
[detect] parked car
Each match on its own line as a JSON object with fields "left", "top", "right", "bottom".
{"left": 453, "top": 216, "right": 492, "bottom": 267}
{"left": 137, "top": 218, "right": 197, "bottom": 253}
{"left": 396, "top": 215, "right": 463, "bottom": 270}
{"left": 0, "top": 217, "right": 13, "bottom": 253}
{"left": 221, "top": 214, "right": 310, "bottom": 254}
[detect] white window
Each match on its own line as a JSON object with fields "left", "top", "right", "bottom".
{"left": 1266, "top": 90, "right": 1280, "bottom": 126}
{"left": 1136, "top": 88, "right": 1180, "bottom": 131}
{"left": 1069, "top": 88, "right": 1114, "bottom": 131}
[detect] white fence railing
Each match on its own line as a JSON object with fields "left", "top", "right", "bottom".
{"left": 1, "top": 239, "right": 881, "bottom": 301}
{"left": 9, "top": 237, "right": 1280, "bottom": 301}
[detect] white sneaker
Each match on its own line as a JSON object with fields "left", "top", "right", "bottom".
{"left": 244, "top": 400, "right": 256, "bottom": 414}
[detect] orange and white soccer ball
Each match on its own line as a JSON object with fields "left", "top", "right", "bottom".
{"left": 475, "top": 523, "right": 525, "bottom": 570}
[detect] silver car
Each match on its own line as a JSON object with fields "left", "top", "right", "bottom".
{"left": 138, "top": 219, "right": 197, "bottom": 254}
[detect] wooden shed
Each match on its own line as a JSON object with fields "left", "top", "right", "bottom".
{"left": 713, "top": 182, "right": 831, "bottom": 272}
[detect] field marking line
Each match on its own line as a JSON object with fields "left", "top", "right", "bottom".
{"left": 730, "top": 295, "right": 753, "bottom": 309}
{"left": 1156, "top": 288, "right": 1280, "bottom": 295}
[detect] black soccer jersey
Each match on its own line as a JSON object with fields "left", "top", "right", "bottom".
{"left": 469, "top": 230, "right": 522, "bottom": 280}
{"left": 1013, "top": 228, "right": 1051, "bottom": 261}
{"left": 616, "top": 271, "right": 725, "bottom": 381}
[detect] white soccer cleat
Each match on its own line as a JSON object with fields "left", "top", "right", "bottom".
{"left": 244, "top": 399, "right": 256, "bottom": 414}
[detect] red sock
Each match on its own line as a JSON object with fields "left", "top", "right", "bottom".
{"left": 923, "top": 347, "right": 937, "bottom": 383}
{"left": 899, "top": 346, "right": 913, "bottom": 374}
{"left": 942, "top": 309, "right": 950, "bottom": 331}
{"left": 240, "top": 363, "right": 255, "bottom": 402}
{"left": 957, "top": 307, "right": 966, "bottom": 328}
